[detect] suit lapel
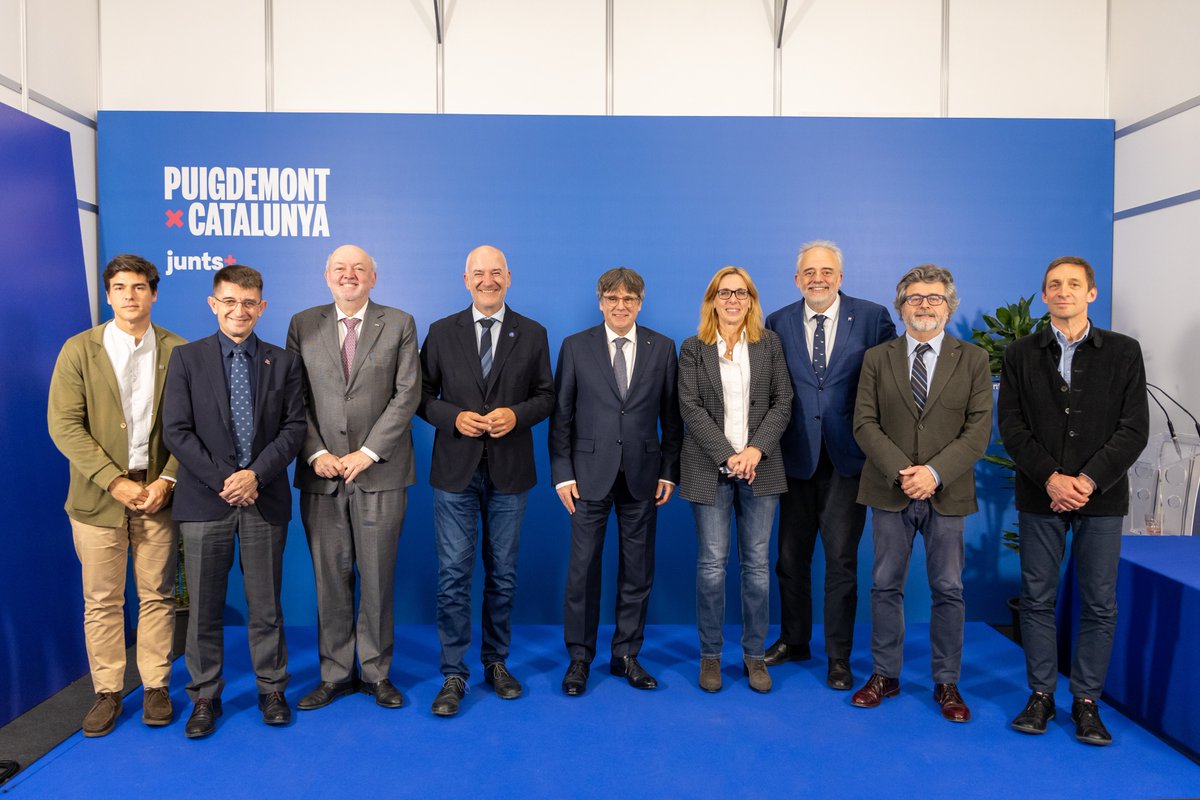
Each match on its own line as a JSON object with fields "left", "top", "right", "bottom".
{"left": 923, "top": 336, "right": 961, "bottom": 414}
{"left": 627, "top": 328, "right": 655, "bottom": 401}
{"left": 825, "top": 298, "right": 856, "bottom": 376}
{"left": 455, "top": 309, "right": 487, "bottom": 395}
{"left": 348, "top": 302, "right": 383, "bottom": 387}
{"left": 588, "top": 326, "right": 622, "bottom": 400}
{"left": 87, "top": 326, "right": 124, "bottom": 412}
{"left": 747, "top": 337, "right": 768, "bottom": 387}
{"left": 700, "top": 340, "right": 725, "bottom": 419}
{"left": 203, "top": 335, "right": 233, "bottom": 432}
{"left": 887, "top": 338, "right": 919, "bottom": 421}
{"left": 486, "top": 310, "right": 519, "bottom": 396}
{"left": 320, "top": 304, "right": 342, "bottom": 380}
{"left": 786, "top": 309, "right": 818, "bottom": 385}
{"left": 151, "top": 324, "right": 171, "bottom": 423}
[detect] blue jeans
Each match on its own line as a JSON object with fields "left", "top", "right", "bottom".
{"left": 1018, "top": 511, "right": 1122, "bottom": 699}
{"left": 691, "top": 476, "right": 778, "bottom": 659}
{"left": 433, "top": 463, "right": 529, "bottom": 678}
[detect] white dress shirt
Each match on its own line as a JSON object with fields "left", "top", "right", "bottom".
{"left": 472, "top": 303, "right": 506, "bottom": 354}
{"left": 102, "top": 321, "right": 156, "bottom": 471}
{"left": 905, "top": 330, "right": 945, "bottom": 485}
{"left": 718, "top": 330, "right": 752, "bottom": 452}
{"left": 804, "top": 294, "right": 841, "bottom": 362}
{"left": 606, "top": 322, "right": 637, "bottom": 384}
{"left": 308, "top": 302, "right": 379, "bottom": 465}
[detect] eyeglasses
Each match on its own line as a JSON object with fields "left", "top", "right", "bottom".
{"left": 717, "top": 289, "right": 750, "bottom": 300}
{"left": 602, "top": 294, "right": 641, "bottom": 307}
{"left": 213, "top": 297, "right": 262, "bottom": 311}
{"left": 902, "top": 293, "right": 946, "bottom": 307}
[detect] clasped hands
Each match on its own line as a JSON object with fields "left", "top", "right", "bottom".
{"left": 725, "top": 446, "right": 762, "bottom": 484}
{"left": 455, "top": 408, "right": 517, "bottom": 438}
{"left": 1045, "top": 472, "right": 1094, "bottom": 513}
{"left": 312, "top": 450, "right": 375, "bottom": 483}
{"left": 898, "top": 465, "right": 937, "bottom": 501}
{"left": 108, "top": 476, "right": 173, "bottom": 514}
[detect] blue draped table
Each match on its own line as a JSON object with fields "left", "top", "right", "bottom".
{"left": 1061, "top": 535, "right": 1200, "bottom": 758}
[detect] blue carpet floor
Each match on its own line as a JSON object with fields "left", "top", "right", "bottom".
{"left": 6, "top": 623, "right": 1197, "bottom": 799}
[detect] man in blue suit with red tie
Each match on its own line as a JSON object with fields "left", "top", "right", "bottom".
{"left": 764, "top": 240, "right": 896, "bottom": 690}
{"left": 164, "top": 265, "right": 306, "bottom": 738}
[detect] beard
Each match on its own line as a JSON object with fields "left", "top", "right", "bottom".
{"left": 904, "top": 311, "right": 945, "bottom": 334}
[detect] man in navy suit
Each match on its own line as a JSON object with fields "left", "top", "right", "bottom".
{"left": 549, "top": 267, "right": 683, "bottom": 696}
{"left": 764, "top": 240, "right": 896, "bottom": 690}
{"left": 164, "top": 265, "right": 306, "bottom": 738}
{"left": 418, "top": 245, "right": 555, "bottom": 717}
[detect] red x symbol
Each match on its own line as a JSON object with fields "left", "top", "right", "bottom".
{"left": 165, "top": 209, "right": 183, "bottom": 227}
{"left": 225, "top": 254, "right": 237, "bottom": 264}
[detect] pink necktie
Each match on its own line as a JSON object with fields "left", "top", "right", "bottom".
{"left": 342, "top": 317, "right": 360, "bottom": 382}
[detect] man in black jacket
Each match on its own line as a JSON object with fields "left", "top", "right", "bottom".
{"left": 998, "top": 256, "right": 1148, "bottom": 747}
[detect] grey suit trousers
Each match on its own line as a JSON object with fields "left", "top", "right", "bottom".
{"left": 182, "top": 506, "right": 289, "bottom": 701}
{"left": 301, "top": 485, "right": 407, "bottom": 683}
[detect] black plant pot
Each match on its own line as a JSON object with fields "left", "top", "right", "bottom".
{"left": 1007, "top": 597, "right": 1022, "bottom": 645}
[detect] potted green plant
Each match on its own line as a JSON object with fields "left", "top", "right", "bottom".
{"left": 971, "top": 296, "right": 1048, "bottom": 643}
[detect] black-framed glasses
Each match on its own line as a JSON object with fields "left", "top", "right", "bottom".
{"left": 717, "top": 289, "right": 750, "bottom": 300}
{"left": 902, "top": 293, "right": 946, "bottom": 307}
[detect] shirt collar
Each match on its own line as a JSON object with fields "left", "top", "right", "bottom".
{"left": 335, "top": 302, "right": 369, "bottom": 323}
{"left": 906, "top": 330, "right": 945, "bottom": 356}
{"left": 605, "top": 323, "right": 637, "bottom": 343}
{"left": 1052, "top": 320, "right": 1091, "bottom": 349}
{"left": 804, "top": 293, "right": 840, "bottom": 324}
{"left": 218, "top": 330, "right": 258, "bottom": 358}
{"left": 105, "top": 320, "right": 156, "bottom": 351}
{"left": 472, "top": 304, "right": 506, "bottom": 325}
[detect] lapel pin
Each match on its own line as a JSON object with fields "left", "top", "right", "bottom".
{"left": 507, "top": 331, "right": 515, "bottom": 338}
{"left": 264, "top": 358, "right": 271, "bottom": 365}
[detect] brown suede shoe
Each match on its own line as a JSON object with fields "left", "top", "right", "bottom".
{"left": 82, "top": 692, "right": 122, "bottom": 738}
{"left": 743, "top": 657, "right": 772, "bottom": 694}
{"left": 699, "top": 658, "right": 722, "bottom": 693}
{"left": 142, "top": 686, "right": 173, "bottom": 726}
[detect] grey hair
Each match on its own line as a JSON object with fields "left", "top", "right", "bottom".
{"left": 893, "top": 264, "right": 960, "bottom": 315}
{"left": 796, "top": 240, "right": 844, "bottom": 273}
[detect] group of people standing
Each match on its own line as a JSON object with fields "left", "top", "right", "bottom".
{"left": 48, "top": 239, "right": 1147, "bottom": 748}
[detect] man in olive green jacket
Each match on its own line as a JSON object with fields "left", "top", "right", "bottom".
{"left": 48, "top": 254, "right": 186, "bottom": 738}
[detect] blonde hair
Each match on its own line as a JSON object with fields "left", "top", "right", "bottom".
{"left": 697, "top": 266, "right": 764, "bottom": 345}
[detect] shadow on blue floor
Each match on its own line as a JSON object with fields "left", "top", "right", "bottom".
{"left": 6, "top": 624, "right": 1197, "bottom": 799}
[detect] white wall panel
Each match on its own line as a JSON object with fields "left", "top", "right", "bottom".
{"left": 781, "top": 0, "right": 941, "bottom": 117}
{"left": 1113, "top": 202, "right": 1200, "bottom": 422}
{"left": 613, "top": 0, "right": 772, "bottom": 116}
{"left": 0, "top": 84, "right": 20, "bottom": 109}
{"left": 1115, "top": 105, "right": 1200, "bottom": 212}
{"left": 79, "top": 209, "right": 99, "bottom": 325}
{"left": 274, "top": 0, "right": 436, "bottom": 113}
{"left": 27, "top": 0, "right": 97, "bottom": 117}
{"left": 100, "top": 0, "right": 265, "bottom": 110}
{"left": 948, "top": 0, "right": 1106, "bottom": 118}
{"left": 445, "top": 0, "right": 604, "bottom": 115}
{"left": 1109, "top": 0, "right": 1200, "bottom": 127}
{"left": 0, "top": 0, "right": 20, "bottom": 85}
{"left": 27, "top": 102, "right": 95, "bottom": 203}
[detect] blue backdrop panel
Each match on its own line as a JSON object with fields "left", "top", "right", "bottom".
{"left": 1, "top": 104, "right": 90, "bottom": 726}
{"left": 96, "top": 112, "right": 1113, "bottom": 631}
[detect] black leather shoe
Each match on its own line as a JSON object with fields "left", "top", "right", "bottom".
{"left": 1071, "top": 698, "right": 1112, "bottom": 746}
{"left": 1011, "top": 691, "right": 1055, "bottom": 734}
{"left": 562, "top": 660, "right": 589, "bottom": 696}
{"left": 431, "top": 675, "right": 468, "bottom": 717}
{"left": 297, "top": 679, "right": 359, "bottom": 710}
{"left": 362, "top": 679, "right": 404, "bottom": 708}
{"left": 827, "top": 658, "right": 854, "bottom": 690}
{"left": 484, "top": 663, "right": 522, "bottom": 700}
{"left": 763, "top": 639, "right": 812, "bottom": 667}
{"left": 258, "top": 691, "right": 291, "bottom": 726}
{"left": 610, "top": 655, "right": 657, "bottom": 690}
{"left": 185, "top": 697, "right": 222, "bottom": 739}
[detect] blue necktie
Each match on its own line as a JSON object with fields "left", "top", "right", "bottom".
{"left": 230, "top": 345, "right": 254, "bottom": 468}
{"left": 479, "top": 318, "right": 496, "bottom": 380}
{"left": 811, "top": 314, "right": 828, "bottom": 382}
{"left": 911, "top": 343, "right": 932, "bottom": 415}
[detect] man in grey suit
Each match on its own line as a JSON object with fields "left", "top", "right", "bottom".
{"left": 850, "top": 265, "right": 992, "bottom": 721}
{"left": 287, "top": 244, "right": 421, "bottom": 711}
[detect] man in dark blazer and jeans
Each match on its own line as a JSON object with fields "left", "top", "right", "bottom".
{"left": 764, "top": 240, "right": 896, "bottom": 690}
{"left": 999, "top": 256, "right": 1147, "bottom": 746}
{"left": 164, "top": 264, "right": 306, "bottom": 739}
{"left": 549, "top": 267, "right": 682, "bottom": 696}
{"left": 418, "top": 245, "right": 555, "bottom": 717}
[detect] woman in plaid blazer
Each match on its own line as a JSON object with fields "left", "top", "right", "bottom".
{"left": 678, "top": 266, "right": 793, "bottom": 694}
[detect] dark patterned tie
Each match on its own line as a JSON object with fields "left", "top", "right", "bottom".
{"left": 341, "top": 317, "right": 360, "bottom": 382}
{"left": 230, "top": 345, "right": 254, "bottom": 468}
{"left": 911, "top": 343, "right": 932, "bottom": 415}
{"left": 811, "top": 314, "right": 828, "bottom": 382}
{"left": 479, "top": 318, "right": 496, "bottom": 380}
{"left": 613, "top": 337, "right": 629, "bottom": 401}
